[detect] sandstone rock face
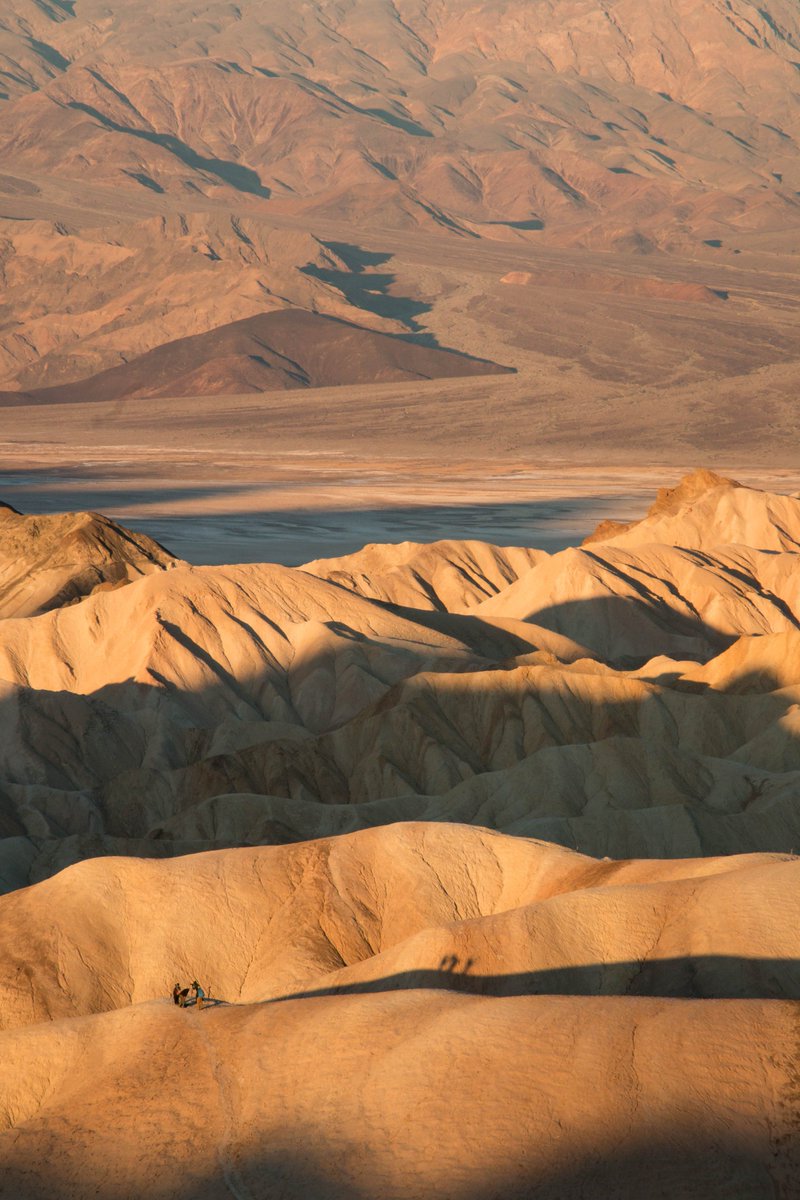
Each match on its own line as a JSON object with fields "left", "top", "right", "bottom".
{"left": 1, "top": 992, "right": 797, "bottom": 1198}
{"left": 4, "top": 0, "right": 800, "bottom": 1185}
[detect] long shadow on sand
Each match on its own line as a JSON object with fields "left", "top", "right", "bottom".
{"left": 5, "top": 1119, "right": 788, "bottom": 1200}
{"left": 267, "top": 953, "right": 800, "bottom": 1003}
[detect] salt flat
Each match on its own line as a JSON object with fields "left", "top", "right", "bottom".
{"left": 1, "top": 442, "right": 797, "bottom": 563}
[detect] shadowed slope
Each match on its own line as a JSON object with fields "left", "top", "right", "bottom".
{"left": 479, "top": 471, "right": 800, "bottom": 659}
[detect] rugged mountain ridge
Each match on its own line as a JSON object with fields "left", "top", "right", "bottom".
{"left": 0, "top": 503, "right": 177, "bottom": 618}
{"left": 4, "top": 0, "right": 800, "bottom": 402}
{"left": 3, "top": 0, "right": 800, "bottom": 245}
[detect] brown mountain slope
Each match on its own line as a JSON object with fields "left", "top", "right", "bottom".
{"left": 0, "top": 309, "right": 511, "bottom": 404}
{"left": 4, "top": 0, "right": 800, "bottom": 409}
{"left": 0, "top": 214, "right": 401, "bottom": 391}
{"left": 2, "top": 0, "right": 800, "bottom": 247}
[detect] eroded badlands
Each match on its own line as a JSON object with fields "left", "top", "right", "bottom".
{"left": 0, "top": 469, "right": 799, "bottom": 1197}
{"left": 3, "top": 470, "right": 800, "bottom": 887}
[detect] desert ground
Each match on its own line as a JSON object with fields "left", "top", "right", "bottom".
{"left": 3, "top": 0, "right": 800, "bottom": 1196}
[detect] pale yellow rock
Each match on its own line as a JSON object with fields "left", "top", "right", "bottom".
{"left": 4, "top": 476, "right": 800, "bottom": 875}
{"left": 302, "top": 538, "right": 547, "bottom": 610}
{"left": 0, "top": 823, "right": 797, "bottom": 1197}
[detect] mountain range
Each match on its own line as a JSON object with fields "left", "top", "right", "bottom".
{"left": 3, "top": 0, "right": 800, "bottom": 416}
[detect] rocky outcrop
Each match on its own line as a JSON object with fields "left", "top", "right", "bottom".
{"left": 0, "top": 504, "right": 177, "bottom": 618}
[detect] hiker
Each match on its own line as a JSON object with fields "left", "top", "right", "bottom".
{"left": 192, "top": 980, "right": 206, "bottom": 1010}
{"left": 174, "top": 984, "right": 190, "bottom": 1007}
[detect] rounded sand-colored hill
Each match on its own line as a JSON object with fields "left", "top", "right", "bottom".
{"left": 0, "top": 822, "right": 797, "bottom": 1197}
{"left": 1, "top": 821, "right": 797, "bottom": 1031}
{"left": 1, "top": 992, "right": 796, "bottom": 1199}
